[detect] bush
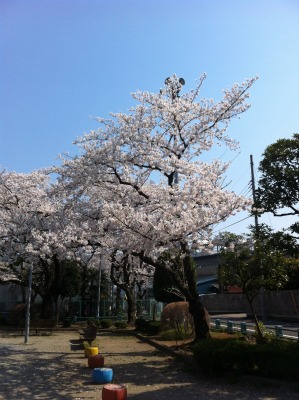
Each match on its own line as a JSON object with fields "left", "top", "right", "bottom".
{"left": 135, "top": 318, "right": 147, "bottom": 331}
{"left": 249, "top": 340, "right": 299, "bottom": 380}
{"left": 0, "top": 314, "right": 7, "bottom": 325}
{"left": 255, "top": 321, "right": 275, "bottom": 342}
{"left": 192, "top": 337, "right": 299, "bottom": 380}
{"left": 135, "top": 319, "right": 161, "bottom": 335}
{"left": 114, "top": 321, "right": 128, "bottom": 329}
{"left": 89, "top": 318, "right": 101, "bottom": 328}
{"left": 99, "top": 319, "right": 112, "bottom": 329}
{"left": 8, "top": 303, "right": 41, "bottom": 326}
{"left": 160, "top": 301, "right": 194, "bottom": 335}
{"left": 62, "top": 317, "right": 72, "bottom": 328}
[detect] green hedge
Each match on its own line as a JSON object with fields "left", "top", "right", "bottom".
{"left": 99, "top": 319, "right": 112, "bottom": 329}
{"left": 135, "top": 318, "right": 161, "bottom": 335}
{"left": 192, "top": 338, "right": 299, "bottom": 380}
{"left": 114, "top": 321, "right": 128, "bottom": 329}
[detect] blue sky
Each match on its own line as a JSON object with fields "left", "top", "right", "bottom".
{"left": 1, "top": 0, "right": 299, "bottom": 235}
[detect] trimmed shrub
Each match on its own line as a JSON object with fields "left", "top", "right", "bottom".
{"left": 114, "top": 321, "right": 128, "bottom": 329}
{"left": 9, "top": 303, "right": 41, "bottom": 326}
{"left": 192, "top": 337, "right": 299, "bottom": 380}
{"left": 135, "top": 319, "right": 161, "bottom": 335}
{"left": 89, "top": 318, "right": 101, "bottom": 328}
{"left": 249, "top": 340, "right": 299, "bottom": 380}
{"left": 135, "top": 318, "right": 147, "bottom": 331}
{"left": 62, "top": 317, "right": 72, "bottom": 328}
{"left": 0, "top": 314, "right": 7, "bottom": 325}
{"left": 99, "top": 319, "right": 112, "bottom": 329}
{"left": 160, "top": 301, "right": 194, "bottom": 334}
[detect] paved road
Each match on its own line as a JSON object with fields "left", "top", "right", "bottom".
{"left": 210, "top": 313, "right": 299, "bottom": 339}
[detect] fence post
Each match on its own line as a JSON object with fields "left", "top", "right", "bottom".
{"left": 227, "top": 320, "right": 233, "bottom": 333}
{"left": 275, "top": 325, "right": 283, "bottom": 338}
{"left": 240, "top": 322, "right": 247, "bottom": 334}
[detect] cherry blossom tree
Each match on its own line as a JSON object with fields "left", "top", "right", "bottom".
{"left": 56, "top": 73, "right": 257, "bottom": 340}
{"left": 0, "top": 170, "right": 95, "bottom": 321}
{"left": 110, "top": 250, "right": 154, "bottom": 325}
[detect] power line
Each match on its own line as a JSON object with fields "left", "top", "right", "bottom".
{"left": 213, "top": 215, "right": 252, "bottom": 234}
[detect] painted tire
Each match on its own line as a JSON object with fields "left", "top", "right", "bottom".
{"left": 102, "top": 384, "right": 127, "bottom": 400}
{"left": 92, "top": 368, "right": 113, "bottom": 384}
{"left": 88, "top": 354, "right": 105, "bottom": 368}
{"left": 84, "top": 346, "right": 98, "bottom": 357}
{"left": 70, "top": 342, "right": 84, "bottom": 351}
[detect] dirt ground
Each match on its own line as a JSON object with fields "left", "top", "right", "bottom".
{"left": 0, "top": 329, "right": 298, "bottom": 400}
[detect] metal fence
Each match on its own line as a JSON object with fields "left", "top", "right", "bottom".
{"left": 71, "top": 298, "right": 164, "bottom": 321}
{"left": 210, "top": 317, "right": 299, "bottom": 341}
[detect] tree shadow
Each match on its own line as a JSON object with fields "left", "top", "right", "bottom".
{"left": 0, "top": 331, "right": 296, "bottom": 400}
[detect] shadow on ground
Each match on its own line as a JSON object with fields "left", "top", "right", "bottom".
{"left": 0, "top": 330, "right": 298, "bottom": 400}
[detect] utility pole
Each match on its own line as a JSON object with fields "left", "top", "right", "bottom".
{"left": 250, "top": 154, "right": 259, "bottom": 233}
{"left": 96, "top": 254, "right": 102, "bottom": 320}
{"left": 250, "top": 155, "right": 265, "bottom": 321}
{"left": 24, "top": 264, "right": 33, "bottom": 344}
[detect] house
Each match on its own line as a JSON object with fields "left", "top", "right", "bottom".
{"left": 193, "top": 253, "right": 222, "bottom": 295}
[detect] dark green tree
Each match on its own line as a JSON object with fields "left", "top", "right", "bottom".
{"left": 218, "top": 226, "right": 288, "bottom": 342}
{"left": 153, "top": 251, "right": 186, "bottom": 303}
{"left": 261, "top": 228, "right": 299, "bottom": 290}
{"left": 256, "top": 133, "right": 299, "bottom": 235}
{"left": 110, "top": 251, "right": 153, "bottom": 325}
{"left": 31, "top": 257, "right": 83, "bottom": 322}
{"left": 3, "top": 257, "right": 87, "bottom": 323}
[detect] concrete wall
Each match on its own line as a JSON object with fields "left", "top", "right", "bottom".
{"left": 194, "top": 253, "right": 221, "bottom": 277}
{"left": 251, "top": 289, "right": 299, "bottom": 321}
{"left": 200, "top": 293, "right": 247, "bottom": 313}
{"left": 200, "top": 290, "right": 299, "bottom": 322}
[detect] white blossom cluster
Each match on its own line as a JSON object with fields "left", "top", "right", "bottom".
{"left": 56, "top": 74, "right": 256, "bottom": 259}
{"left": 0, "top": 170, "right": 95, "bottom": 280}
{"left": 1, "top": 74, "right": 257, "bottom": 282}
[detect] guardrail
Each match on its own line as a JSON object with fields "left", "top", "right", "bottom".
{"left": 210, "top": 318, "right": 299, "bottom": 341}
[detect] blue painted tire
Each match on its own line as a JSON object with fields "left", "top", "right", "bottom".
{"left": 92, "top": 368, "right": 113, "bottom": 384}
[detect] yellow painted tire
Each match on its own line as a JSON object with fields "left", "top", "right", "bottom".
{"left": 84, "top": 346, "right": 98, "bottom": 357}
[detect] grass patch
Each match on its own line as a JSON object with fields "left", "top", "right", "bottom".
{"left": 160, "top": 328, "right": 192, "bottom": 341}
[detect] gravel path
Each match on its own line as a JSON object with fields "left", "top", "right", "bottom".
{"left": 0, "top": 330, "right": 298, "bottom": 399}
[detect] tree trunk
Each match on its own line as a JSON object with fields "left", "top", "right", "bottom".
{"left": 183, "top": 253, "right": 211, "bottom": 340}
{"left": 115, "top": 286, "right": 122, "bottom": 314}
{"left": 246, "top": 293, "right": 265, "bottom": 343}
{"left": 125, "top": 289, "right": 137, "bottom": 326}
{"left": 188, "top": 297, "right": 211, "bottom": 340}
{"left": 139, "top": 249, "right": 211, "bottom": 340}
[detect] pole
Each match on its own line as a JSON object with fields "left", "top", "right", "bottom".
{"left": 250, "top": 155, "right": 259, "bottom": 232}
{"left": 24, "top": 264, "right": 33, "bottom": 344}
{"left": 96, "top": 255, "right": 102, "bottom": 320}
{"left": 250, "top": 155, "right": 266, "bottom": 320}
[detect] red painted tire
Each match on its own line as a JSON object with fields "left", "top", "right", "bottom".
{"left": 88, "top": 354, "right": 105, "bottom": 368}
{"left": 102, "top": 384, "right": 127, "bottom": 400}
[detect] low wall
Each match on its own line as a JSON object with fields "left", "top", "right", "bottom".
{"left": 200, "top": 294, "right": 247, "bottom": 314}
{"left": 200, "top": 290, "right": 299, "bottom": 322}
